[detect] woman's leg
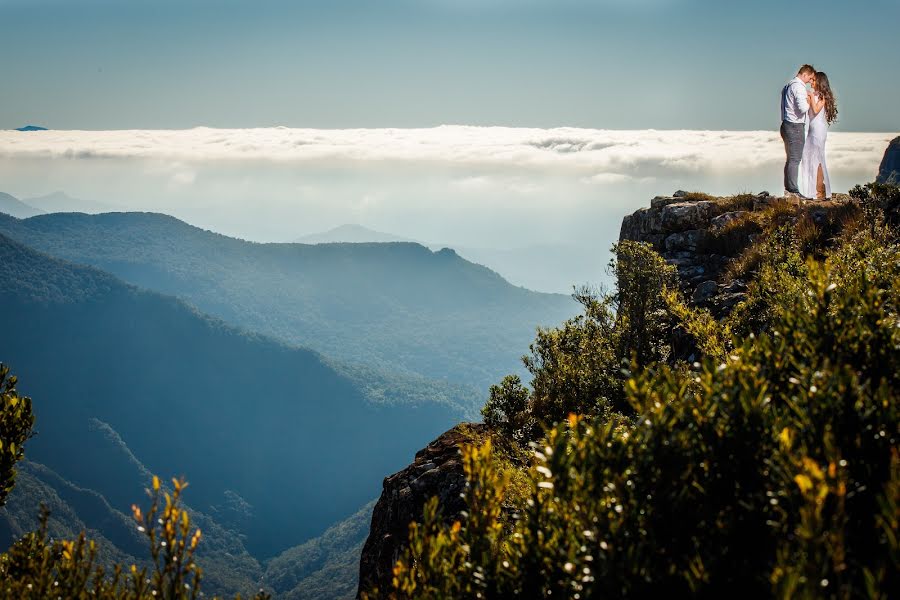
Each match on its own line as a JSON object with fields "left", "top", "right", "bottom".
{"left": 816, "top": 165, "right": 826, "bottom": 200}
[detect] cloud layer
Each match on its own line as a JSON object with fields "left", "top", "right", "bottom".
{"left": 2, "top": 126, "right": 892, "bottom": 182}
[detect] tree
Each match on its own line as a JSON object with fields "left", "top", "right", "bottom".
{"left": 0, "top": 364, "right": 34, "bottom": 507}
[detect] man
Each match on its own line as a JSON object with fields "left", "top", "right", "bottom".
{"left": 781, "top": 64, "right": 816, "bottom": 198}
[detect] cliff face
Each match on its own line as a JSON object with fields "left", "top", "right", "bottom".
{"left": 619, "top": 191, "right": 850, "bottom": 316}
{"left": 356, "top": 190, "right": 858, "bottom": 596}
{"left": 877, "top": 136, "right": 900, "bottom": 184}
{"left": 357, "top": 423, "right": 487, "bottom": 596}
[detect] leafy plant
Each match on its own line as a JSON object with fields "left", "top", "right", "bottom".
{"left": 375, "top": 221, "right": 900, "bottom": 599}
{"left": 0, "top": 364, "right": 33, "bottom": 507}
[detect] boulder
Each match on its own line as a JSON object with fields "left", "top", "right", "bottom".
{"left": 877, "top": 137, "right": 900, "bottom": 185}
{"left": 692, "top": 280, "right": 718, "bottom": 304}
{"left": 664, "top": 229, "right": 707, "bottom": 252}
{"left": 660, "top": 201, "right": 717, "bottom": 232}
{"left": 711, "top": 211, "right": 748, "bottom": 229}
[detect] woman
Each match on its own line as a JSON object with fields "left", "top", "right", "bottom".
{"left": 800, "top": 71, "right": 838, "bottom": 199}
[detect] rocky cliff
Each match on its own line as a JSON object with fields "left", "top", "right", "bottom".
{"left": 357, "top": 424, "right": 488, "bottom": 595}
{"left": 877, "top": 136, "right": 900, "bottom": 184}
{"left": 356, "top": 189, "right": 859, "bottom": 597}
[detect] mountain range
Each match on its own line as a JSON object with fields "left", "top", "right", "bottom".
{"left": 0, "top": 192, "right": 43, "bottom": 219}
{"left": 0, "top": 210, "right": 575, "bottom": 393}
{"left": 294, "top": 223, "right": 608, "bottom": 294}
{"left": 23, "top": 190, "right": 118, "bottom": 214}
{"left": 0, "top": 231, "right": 460, "bottom": 562}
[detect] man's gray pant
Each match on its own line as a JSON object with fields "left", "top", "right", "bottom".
{"left": 781, "top": 121, "right": 805, "bottom": 194}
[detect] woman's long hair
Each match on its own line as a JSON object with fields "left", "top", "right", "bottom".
{"left": 815, "top": 71, "right": 838, "bottom": 125}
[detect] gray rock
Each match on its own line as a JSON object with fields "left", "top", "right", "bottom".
{"left": 692, "top": 280, "right": 718, "bottom": 303}
{"left": 673, "top": 190, "right": 688, "bottom": 198}
{"left": 876, "top": 137, "right": 900, "bottom": 185}
{"left": 358, "top": 424, "right": 489, "bottom": 597}
{"left": 711, "top": 211, "right": 748, "bottom": 229}
{"left": 660, "top": 201, "right": 717, "bottom": 232}
{"left": 665, "top": 229, "right": 707, "bottom": 252}
{"left": 651, "top": 196, "right": 680, "bottom": 209}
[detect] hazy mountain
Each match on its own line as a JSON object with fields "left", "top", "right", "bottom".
{"left": 0, "top": 231, "right": 461, "bottom": 558}
{"left": 0, "top": 191, "right": 43, "bottom": 219}
{"left": 295, "top": 224, "right": 603, "bottom": 293}
{"left": 0, "top": 211, "right": 575, "bottom": 392}
{"left": 23, "top": 190, "right": 117, "bottom": 214}
{"left": 14, "top": 125, "right": 48, "bottom": 131}
{"left": 0, "top": 455, "right": 265, "bottom": 599}
{"left": 296, "top": 224, "right": 418, "bottom": 244}
{"left": 451, "top": 243, "right": 609, "bottom": 294}
{"left": 263, "top": 500, "right": 375, "bottom": 599}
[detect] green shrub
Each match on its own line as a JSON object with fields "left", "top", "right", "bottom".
{"left": 481, "top": 375, "right": 536, "bottom": 443}
{"left": 0, "top": 365, "right": 33, "bottom": 507}
{"left": 482, "top": 242, "right": 677, "bottom": 441}
{"left": 0, "top": 476, "right": 271, "bottom": 600}
{"left": 381, "top": 227, "right": 900, "bottom": 599}
{"left": 612, "top": 240, "right": 678, "bottom": 367}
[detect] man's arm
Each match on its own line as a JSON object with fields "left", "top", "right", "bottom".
{"left": 792, "top": 81, "right": 810, "bottom": 114}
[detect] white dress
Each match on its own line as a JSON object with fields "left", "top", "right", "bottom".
{"left": 800, "top": 95, "right": 831, "bottom": 199}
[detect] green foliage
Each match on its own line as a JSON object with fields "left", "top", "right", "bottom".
{"left": 0, "top": 476, "right": 271, "bottom": 600}
{"left": 662, "top": 289, "right": 730, "bottom": 361}
{"left": 612, "top": 240, "right": 678, "bottom": 366}
{"left": 727, "top": 226, "right": 808, "bottom": 337}
{"left": 481, "top": 242, "right": 678, "bottom": 441}
{"left": 0, "top": 364, "right": 34, "bottom": 507}
{"left": 384, "top": 224, "right": 900, "bottom": 599}
{"left": 678, "top": 191, "right": 717, "bottom": 202}
{"left": 525, "top": 288, "right": 623, "bottom": 425}
{"left": 481, "top": 376, "right": 535, "bottom": 443}
{"left": 850, "top": 182, "right": 900, "bottom": 233}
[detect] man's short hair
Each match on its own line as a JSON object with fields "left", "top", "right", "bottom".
{"left": 798, "top": 64, "right": 816, "bottom": 76}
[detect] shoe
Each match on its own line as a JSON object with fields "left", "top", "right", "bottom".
{"left": 784, "top": 191, "right": 802, "bottom": 198}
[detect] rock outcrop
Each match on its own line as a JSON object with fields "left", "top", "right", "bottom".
{"left": 619, "top": 191, "right": 851, "bottom": 318}
{"left": 877, "top": 136, "right": 900, "bottom": 184}
{"left": 357, "top": 423, "right": 486, "bottom": 596}
{"left": 357, "top": 189, "right": 861, "bottom": 596}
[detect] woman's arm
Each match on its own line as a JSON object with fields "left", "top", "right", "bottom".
{"left": 809, "top": 94, "right": 826, "bottom": 116}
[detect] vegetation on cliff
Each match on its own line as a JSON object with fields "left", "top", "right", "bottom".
{"left": 371, "top": 184, "right": 900, "bottom": 599}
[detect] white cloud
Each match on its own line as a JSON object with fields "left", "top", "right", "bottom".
{"left": 1, "top": 126, "right": 892, "bottom": 183}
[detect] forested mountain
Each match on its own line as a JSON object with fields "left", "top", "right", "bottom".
{"left": 0, "top": 232, "right": 460, "bottom": 561}
{"left": 0, "top": 210, "right": 575, "bottom": 391}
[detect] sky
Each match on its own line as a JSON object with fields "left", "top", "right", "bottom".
{"left": 1, "top": 0, "right": 898, "bottom": 131}
{"left": 1, "top": 0, "right": 897, "bottom": 293}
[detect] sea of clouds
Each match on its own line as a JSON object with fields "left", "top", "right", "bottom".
{"left": 0, "top": 126, "right": 890, "bottom": 178}
{"left": 0, "top": 126, "right": 893, "bottom": 292}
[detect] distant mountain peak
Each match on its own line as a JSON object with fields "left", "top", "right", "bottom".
{"left": 295, "top": 223, "right": 418, "bottom": 245}
{"left": 14, "top": 125, "right": 48, "bottom": 131}
{"left": 0, "top": 191, "right": 44, "bottom": 219}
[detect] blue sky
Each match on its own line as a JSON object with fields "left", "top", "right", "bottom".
{"left": 2, "top": 0, "right": 898, "bottom": 131}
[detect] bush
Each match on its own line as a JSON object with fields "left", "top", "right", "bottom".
{"left": 0, "top": 365, "right": 33, "bottom": 507}
{"left": 481, "top": 242, "right": 678, "bottom": 441}
{"left": 612, "top": 240, "right": 678, "bottom": 367}
{"left": 0, "top": 476, "right": 271, "bottom": 600}
{"left": 379, "top": 226, "right": 900, "bottom": 599}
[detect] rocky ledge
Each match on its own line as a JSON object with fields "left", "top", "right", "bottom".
{"left": 357, "top": 423, "right": 487, "bottom": 596}
{"left": 357, "top": 190, "right": 860, "bottom": 596}
{"left": 620, "top": 190, "right": 851, "bottom": 315}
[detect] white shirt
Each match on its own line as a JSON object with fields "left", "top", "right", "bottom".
{"left": 782, "top": 77, "right": 811, "bottom": 124}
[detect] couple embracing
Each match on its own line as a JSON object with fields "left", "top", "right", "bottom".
{"left": 781, "top": 64, "right": 839, "bottom": 200}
